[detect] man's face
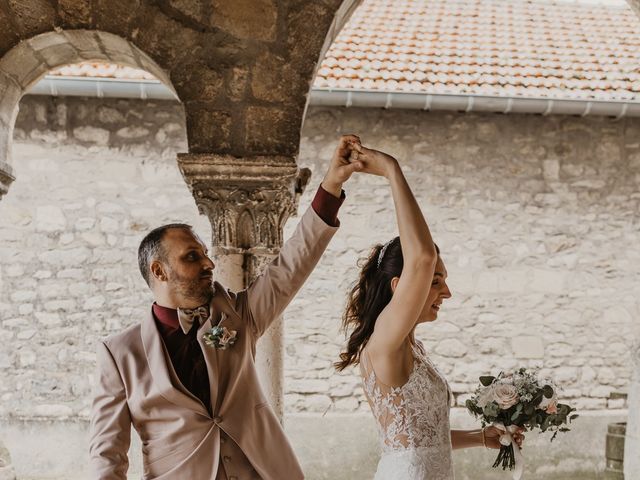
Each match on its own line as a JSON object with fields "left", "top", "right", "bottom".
{"left": 157, "top": 228, "right": 215, "bottom": 307}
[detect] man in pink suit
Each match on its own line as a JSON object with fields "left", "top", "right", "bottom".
{"left": 89, "top": 136, "right": 364, "bottom": 479}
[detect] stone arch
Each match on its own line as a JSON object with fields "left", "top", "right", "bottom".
{"left": 627, "top": 0, "right": 640, "bottom": 15}
{"left": 0, "top": 29, "right": 177, "bottom": 200}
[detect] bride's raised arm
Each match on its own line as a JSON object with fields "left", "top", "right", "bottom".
{"left": 358, "top": 147, "right": 438, "bottom": 354}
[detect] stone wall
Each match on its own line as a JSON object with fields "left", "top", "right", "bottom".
{"left": 0, "top": 96, "right": 210, "bottom": 420}
{"left": 0, "top": 96, "right": 637, "bottom": 424}
{"left": 287, "top": 106, "right": 639, "bottom": 414}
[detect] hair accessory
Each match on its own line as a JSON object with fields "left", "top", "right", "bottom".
{"left": 377, "top": 239, "right": 394, "bottom": 268}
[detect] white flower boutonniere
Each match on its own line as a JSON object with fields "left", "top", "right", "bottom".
{"left": 203, "top": 325, "right": 238, "bottom": 350}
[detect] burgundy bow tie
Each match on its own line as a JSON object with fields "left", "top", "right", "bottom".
{"left": 176, "top": 305, "right": 210, "bottom": 334}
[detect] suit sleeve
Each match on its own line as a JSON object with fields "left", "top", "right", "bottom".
{"left": 89, "top": 340, "right": 132, "bottom": 480}
{"left": 245, "top": 206, "right": 338, "bottom": 338}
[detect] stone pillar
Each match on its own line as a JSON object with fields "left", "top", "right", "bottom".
{"left": 0, "top": 162, "right": 14, "bottom": 201}
{"left": 0, "top": 439, "right": 16, "bottom": 480}
{"left": 178, "top": 153, "right": 310, "bottom": 421}
{"left": 625, "top": 340, "right": 640, "bottom": 478}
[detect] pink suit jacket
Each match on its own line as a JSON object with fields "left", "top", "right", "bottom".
{"left": 89, "top": 207, "right": 338, "bottom": 479}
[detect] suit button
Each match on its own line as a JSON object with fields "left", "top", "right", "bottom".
{"left": 213, "top": 416, "right": 222, "bottom": 423}
{"left": 223, "top": 456, "right": 231, "bottom": 462}
{"left": 220, "top": 436, "right": 226, "bottom": 444}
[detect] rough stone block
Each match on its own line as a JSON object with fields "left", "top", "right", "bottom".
{"left": 10, "top": 290, "right": 36, "bottom": 302}
{"left": 130, "top": 9, "right": 199, "bottom": 69}
{"left": 37, "top": 247, "right": 91, "bottom": 267}
{"left": 33, "top": 404, "right": 73, "bottom": 417}
{"left": 34, "top": 312, "right": 62, "bottom": 326}
{"left": 227, "top": 66, "right": 249, "bottom": 101}
{"left": 35, "top": 205, "right": 66, "bottom": 232}
{"left": 27, "top": 31, "right": 67, "bottom": 53}
{"left": 185, "top": 107, "right": 231, "bottom": 152}
{"left": 62, "top": 30, "right": 104, "bottom": 61}
{"left": 511, "top": 336, "right": 545, "bottom": 359}
{"left": 18, "top": 349, "right": 36, "bottom": 366}
{"left": 83, "top": 296, "right": 105, "bottom": 310}
{"left": 7, "top": 0, "right": 56, "bottom": 37}
{"left": 38, "top": 43, "right": 81, "bottom": 70}
{"left": 167, "top": 0, "right": 205, "bottom": 25}
{"left": 287, "top": 2, "right": 332, "bottom": 66}
{"left": 530, "top": 268, "right": 566, "bottom": 293}
{"left": 173, "top": 65, "right": 224, "bottom": 103}
{"left": 0, "top": 42, "right": 47, "bottom": 89}
{"left": 251, "top": 51, "right": 293, "bottom": 103}
{"left": 435, "top": 339, "right": 467, "bottom": 358}
{"left": 99, "top": 216, "right": 120, "bottom": 233}
{"left": 244, "top": 105, "right": 299, "bottom": 155}
{"left": 72, "top": 126, "right": 110, "bottom": 145}
{"left": 57, "top": 0, "right": 92, "bottom": 27}
{"left": 210, "top": 0, "right": 277, "bottom": 41}
{"left": 0, "top": 9, "right": 20, "bottom": 57}
{"left": 93, "top": 0, "right": 140, "bottom": 36}
{"left": 116, "top": 126, "right": 150, "bottom": 139}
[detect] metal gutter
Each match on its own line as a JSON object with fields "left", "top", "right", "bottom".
{"left": 28, "top": 76, "right": 179, "bottom": 101}
{"left": 26, "top": 76, "right": 640, "bottom": 118}
{"left": 309, "top": 89, "right": 640, "bottom": 118}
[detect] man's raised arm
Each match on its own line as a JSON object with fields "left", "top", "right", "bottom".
{"left": 245, "top": 135, "right": 363, "bottom": 337}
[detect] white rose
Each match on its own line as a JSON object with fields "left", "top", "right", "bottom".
{"left": 494, "top": 382, "right": 519, "bottom": 409}
{"left": 476, "top": 384, "right": 496, "bottom": 408}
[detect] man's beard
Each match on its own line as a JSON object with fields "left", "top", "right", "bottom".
{"left": 169, "top": 272, "right": 215, "bottom": 306}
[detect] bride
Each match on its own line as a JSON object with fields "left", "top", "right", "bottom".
{"left": 335, "top": 143, "right": 523, "bottom": 479}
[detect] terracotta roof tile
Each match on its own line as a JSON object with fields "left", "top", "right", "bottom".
{"left": 49, "top": 62, "right": 156, "bottom": 81}
{"left": 314, "top": 0, "right": 640, "bottom": 100}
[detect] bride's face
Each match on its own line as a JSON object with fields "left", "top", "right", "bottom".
{"left": 417, "top": 256, "right": 451, "bottom": 323}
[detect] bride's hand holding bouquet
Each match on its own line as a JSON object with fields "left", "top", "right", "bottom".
{"left": 467, "top": 368, "right": 577, "bottom": 480}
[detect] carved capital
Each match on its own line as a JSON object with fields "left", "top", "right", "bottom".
{"left": 0, "top": 162, "right": 15, "bottom": 201}
{"left": 178, "top": 153, "right": 311, "bottom": 250}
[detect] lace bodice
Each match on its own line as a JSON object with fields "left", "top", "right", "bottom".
{"left": 361, "top": 341, "right": 454, "bottom": 480}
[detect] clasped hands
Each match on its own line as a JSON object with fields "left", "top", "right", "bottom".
{"left": 322, "top": 134, "right": 399, "bottom": 197}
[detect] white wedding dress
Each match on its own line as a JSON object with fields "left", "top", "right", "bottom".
{"left": 361, "top": 341, "right": 454, "bottom": 480}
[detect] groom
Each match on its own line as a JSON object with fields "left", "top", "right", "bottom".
{"left": 89, "top": 136, "right": 364, "bottom": 479}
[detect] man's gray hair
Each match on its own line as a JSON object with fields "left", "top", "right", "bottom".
{"left": 137, "top": 223, "right": 193, "bottom": 287}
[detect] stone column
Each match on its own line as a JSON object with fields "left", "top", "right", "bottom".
{"left": 625, "top": 340, "right": 640, "bottom": 478}
{"left": 0, "top": 163, "right": 14, "bottom": 201}
{"left": 178, "top": 153, "right": 310, "bottom": 421}
{"left": 0, "top": 439, "right": 16, "bottom": 480}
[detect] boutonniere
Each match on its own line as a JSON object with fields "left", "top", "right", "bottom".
{"left": 203, "top": 324, "right": 237, "bottom": 350}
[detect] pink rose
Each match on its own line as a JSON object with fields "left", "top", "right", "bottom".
{"left": 539, "top": 387, "right": 558, "bottom": 413}
{"left": 494, "top": 383, "right": 519, "bottom": 409}
{"left": 220, "top": 328, "right": 237, "bottom": 346}
{"left": 545, "top": 402, "right": 558, "bottom": 414}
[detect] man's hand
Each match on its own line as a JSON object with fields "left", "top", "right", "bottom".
{"left": 321, "top": 134, "right": 364, "bottom": 198}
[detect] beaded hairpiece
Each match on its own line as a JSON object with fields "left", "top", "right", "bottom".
{"left": 377, "top": 239, "right": 395, "bottom": 268}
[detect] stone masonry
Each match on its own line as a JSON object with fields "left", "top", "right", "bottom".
{"left": 0, "top": 95, "right": 636, "bottom": 422}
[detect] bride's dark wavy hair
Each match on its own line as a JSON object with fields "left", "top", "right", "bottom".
{"left": 335, "top": 237, "right": 439, "bottom": 371}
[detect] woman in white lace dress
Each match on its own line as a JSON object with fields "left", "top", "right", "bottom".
{"left": 336, "top": 145, "right": 523, "bottom": 479}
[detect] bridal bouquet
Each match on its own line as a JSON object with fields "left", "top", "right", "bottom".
{"left": 466, "top": 368, "right": 577, "bottom": 479}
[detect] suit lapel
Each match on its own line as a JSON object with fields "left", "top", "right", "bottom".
{"left": 198, "top": 282, "right": 243, "bottom": 413}
{"left": 140, "top": 309, "right": 210, "bottom": 418}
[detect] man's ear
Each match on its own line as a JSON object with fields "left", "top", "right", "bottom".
{"left": 390, "top": 276, "right": 400, "bottom": 294}
{"left": 150, "top": 260, "right": 167, "bottom": 282}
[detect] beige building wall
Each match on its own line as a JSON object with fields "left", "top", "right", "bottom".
{"left": 1, "top": 97, "right": 636, "bottom": 419}
{"left": 0, "top": 95, "right": 636, "bottom": 478}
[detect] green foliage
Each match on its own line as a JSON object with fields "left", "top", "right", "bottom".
{"left": 480, "top": 375, "right": 496, "bottom": 387}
